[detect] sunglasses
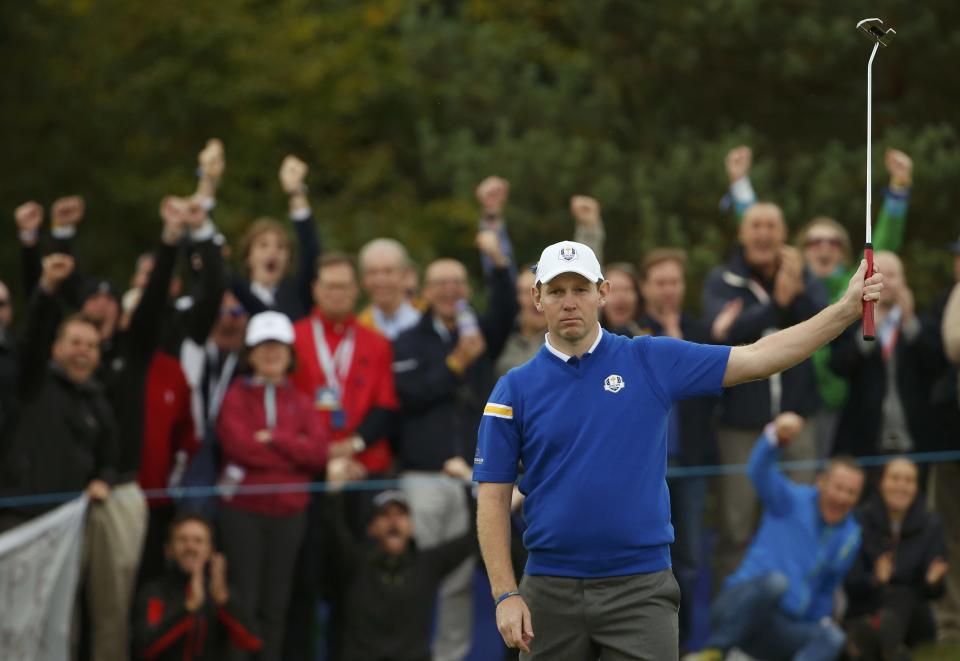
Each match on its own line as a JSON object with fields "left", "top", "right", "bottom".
{"left": 219, "top": 305, "right": 246, "bottom": 318}
{"left": 804, "top": 237, "right": 843, "bottom": 249}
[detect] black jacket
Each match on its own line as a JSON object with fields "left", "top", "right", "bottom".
{"left": 393, "top": 266, "right": 517, "bottom": 470}
{"left": 702, "top": 246, "right": 827, "bottom": 428}
{"left": 830, "top": 315, "right": 945, "bottom": 456}
{"left": 636, "top": 314, "right": 720, "bottom": 467}
{"left": 324, "top": 494, "right": 475, "bottom": 661}
{"left": 0, "top": 289, "right": 117, "bottom": 512}
{"left": 845, "top": 493, "right": 947, "bottom": 619}
{"left": 229, "top": 213, "right": 320, "bottom": 322}
{"left": 0, "top": 325, "right": 16, "bottom": 447}
{"left": 132, "top": 566, "right": 260, "bottom": 660}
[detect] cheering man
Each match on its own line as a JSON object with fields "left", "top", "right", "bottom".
{"left": 474, "top": 240, "right": 883, "bottom": 660}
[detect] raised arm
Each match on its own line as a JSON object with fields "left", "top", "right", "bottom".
{"left": 178, "top": 197, "right": 226, "bottom": 344}
{"left": 15, "top": 201, "right": 45, "bottom": 298}
{"left": 475, "top": 176, "right": 517, "bottom": 281}
{"left": 724, "top": 145, "right": 756, "bottom": 222}
{"left": 724, "top": 260, "right": 883, "bottom": 387}
{"left": 748, "top": 413, "right": 804, "bottom": 516}
{"left": 570, "top": 196, "right": 606, "bottom": 264}
{"left": 126, "top": 198, "right": 183, "bottom": 361}
{"left": 279, "top": 155, "right": 321, "bottom": 316}
{"left": 476, "top": 229, "right": 519, "bottom": 360}
{"left": 872, "top": 149, "right": 912, "bottom": 253}
{"left": 17, "top": 254, "right": 73, "bottom": 400}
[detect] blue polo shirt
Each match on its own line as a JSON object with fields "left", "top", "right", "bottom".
{"left": 474, "top": 327, "right": 730, "bottom": 577}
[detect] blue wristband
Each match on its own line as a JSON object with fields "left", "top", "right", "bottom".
{"left": 495, "top": 591, "right": 521, "bottom": 606}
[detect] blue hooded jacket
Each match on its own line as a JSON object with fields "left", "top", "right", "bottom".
{"left": 726, "top": 434, "right": 861, "bottom": 621}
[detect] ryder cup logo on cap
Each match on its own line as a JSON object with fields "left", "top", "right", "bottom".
{"left": 603, "top": 374, "right": 625, "bottom": 393}
{"left": 534, "top": 240, "right": 603, "bottom": 285}
{"left": 245, "top": 311, "right": 295, "bottom": 347}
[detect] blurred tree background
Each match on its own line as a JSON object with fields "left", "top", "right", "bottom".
{"left": 1, "top": 0, "right": 958, "bottom": 310}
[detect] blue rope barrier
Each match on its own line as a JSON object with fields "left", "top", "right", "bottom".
{"left": 1, "top": 450, "right": 958, "bottom": 510}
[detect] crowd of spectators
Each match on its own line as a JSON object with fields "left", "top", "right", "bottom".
{"left": 0, "top": 139, "right": 958, "bottom": 661}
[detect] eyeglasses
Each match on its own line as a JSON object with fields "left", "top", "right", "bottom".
{"left": 804, "top": 237, "right": 843, "bottom": 249}
{"left": 219, "top": 305, "right": 246, "bottom": 318}
{"left": 0, "top": 299, "right": 9, "bottom": 308}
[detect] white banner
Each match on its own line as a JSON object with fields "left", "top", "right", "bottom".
{"left": 0, "top": 498, "right": 88, "bottom": 661}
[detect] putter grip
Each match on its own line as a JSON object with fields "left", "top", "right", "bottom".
{"left": 863, "top": 243, "right": 876, "bottom": 341}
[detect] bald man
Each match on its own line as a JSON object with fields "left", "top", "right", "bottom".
{"left": 831, "top": 251, "right": 946, "bottom": 459}
{"left": 357, "top": 238, "right": 422, "bottom": 340}
{"left": 391, "top": 234, "right": 517, "bottom": 661}
{"left": 702, "top": 202, "right": 829, "bottom": 583}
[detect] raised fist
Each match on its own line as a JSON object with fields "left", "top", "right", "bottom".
{"left": 51, "top": 196, "right": 85, "bottom": 228}
{"left": 476, "top": 229, "right": 507, "bottom": 266}
{"left": 476, "top": 176, "right": 510, "bottom": 216}
{"left": 279, "top": 155, "right": 308, "bottom": 195}
{"left": 885, "top": 149, "right": 913, "bottom": 188}
{"left": 570, "top": 195, "right": 601, "bottom": 228}
{"left": 40, "top": 253, "right": 76, "bottom": 293}
{"left": 198, "top": 138, "right": 225, "bottom": 181}
{"left": 773, "top": 411, "right": 804, "bottom": 446}
{"left": 15, "top": 201, "right": 44, "bottom": 237}
{"left": 725, "top": 145, "right": 753, "bottom": 183}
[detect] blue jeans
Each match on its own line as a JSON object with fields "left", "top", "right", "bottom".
{"left": 706, "top": 573, "right": 846, "bottom": 661}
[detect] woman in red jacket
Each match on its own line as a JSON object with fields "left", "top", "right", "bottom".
{"left": 216, "top": 311, "right": 328, "bottom": 661}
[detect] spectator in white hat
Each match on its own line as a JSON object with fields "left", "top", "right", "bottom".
{"left": 216, "top": 311, "right": 329, "bottom": 661}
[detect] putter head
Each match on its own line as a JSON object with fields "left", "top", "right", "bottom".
{"left": 857, "top": 18, "right": 896, "bottom": 46}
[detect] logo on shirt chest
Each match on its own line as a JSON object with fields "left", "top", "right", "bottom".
{"left": 603, "top": 374, "right": 625, "bottom": 393}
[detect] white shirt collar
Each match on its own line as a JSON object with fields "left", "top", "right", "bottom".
{"left": 544, "top": 323, "right": 603, "bottom": 362}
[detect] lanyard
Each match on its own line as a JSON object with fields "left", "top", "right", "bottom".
{"left": 311, "top": 319, "right": 355, "bottom": 393}
{"left": 205, "top": 343, "right": 237, "bottom": 421}
{"left": 264, "top": 383, "right": 277, "bottom": 429}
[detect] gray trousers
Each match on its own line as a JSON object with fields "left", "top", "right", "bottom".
{"left": 713, "top": 424, "right": 816, "bottom": 586}
{"left": 519, "top": 570, "right": 681, "bottom": 661}
{"left": 401, "top": 471, "right": 475, "bottom": 661}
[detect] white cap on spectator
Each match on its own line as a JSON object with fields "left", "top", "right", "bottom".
{"left": 534, "top": 241, "right": 604, "bottom": 285}
{"left": 245, "top": 311, "right": 294, "bottom": 347}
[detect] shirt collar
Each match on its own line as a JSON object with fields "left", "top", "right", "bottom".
{"left": 544, "top": 323, "right": 603, "bottom": 362}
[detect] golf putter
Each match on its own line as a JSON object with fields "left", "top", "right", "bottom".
{"left": 858, "top": 18, "right": 896, "bottom": 341}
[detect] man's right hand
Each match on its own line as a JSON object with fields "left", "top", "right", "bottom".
{"left": 773, "top": 246, "right": 804, "bottom": 308}
{"left": 725, "top": 145, "right": 752, "bottom": 183}
{"left": 496, "top": 595, "right": 534, "bottom": 653}
{"left": 40, "top": 253, "right": 76, "bottom": 294}
{"left": 15, "top": 201, "right": 44, "bottom": 244}
{"left": 449, "top": 333, "right": 486, "bottom": 371}
{"left": 185, "top": 563, "right": 206, "bottom": 612}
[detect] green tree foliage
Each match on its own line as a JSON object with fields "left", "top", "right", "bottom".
{"left": 1, "top": 0, "right": 958, "bottom": 309}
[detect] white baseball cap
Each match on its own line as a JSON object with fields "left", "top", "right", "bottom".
{"left": 245, "top": 311, "right": 294, "bottom": 347}
{"left": 534, "top": 241, "right": 604, "bottom": 285}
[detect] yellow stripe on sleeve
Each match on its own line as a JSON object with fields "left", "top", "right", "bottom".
{"left": 483, "top": 403, "right": 513, "bottom": 419}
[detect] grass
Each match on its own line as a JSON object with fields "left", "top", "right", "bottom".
{"left": 915, "top": 642, "right": 960, "bottom": 660}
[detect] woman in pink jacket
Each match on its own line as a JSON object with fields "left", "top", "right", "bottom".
{"left": 216, "top": 311, "right": 328, "bottom": 661}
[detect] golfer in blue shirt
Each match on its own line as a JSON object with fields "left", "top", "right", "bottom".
{"left": 475, "top": 240, "right": 884, "bottom": 660}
